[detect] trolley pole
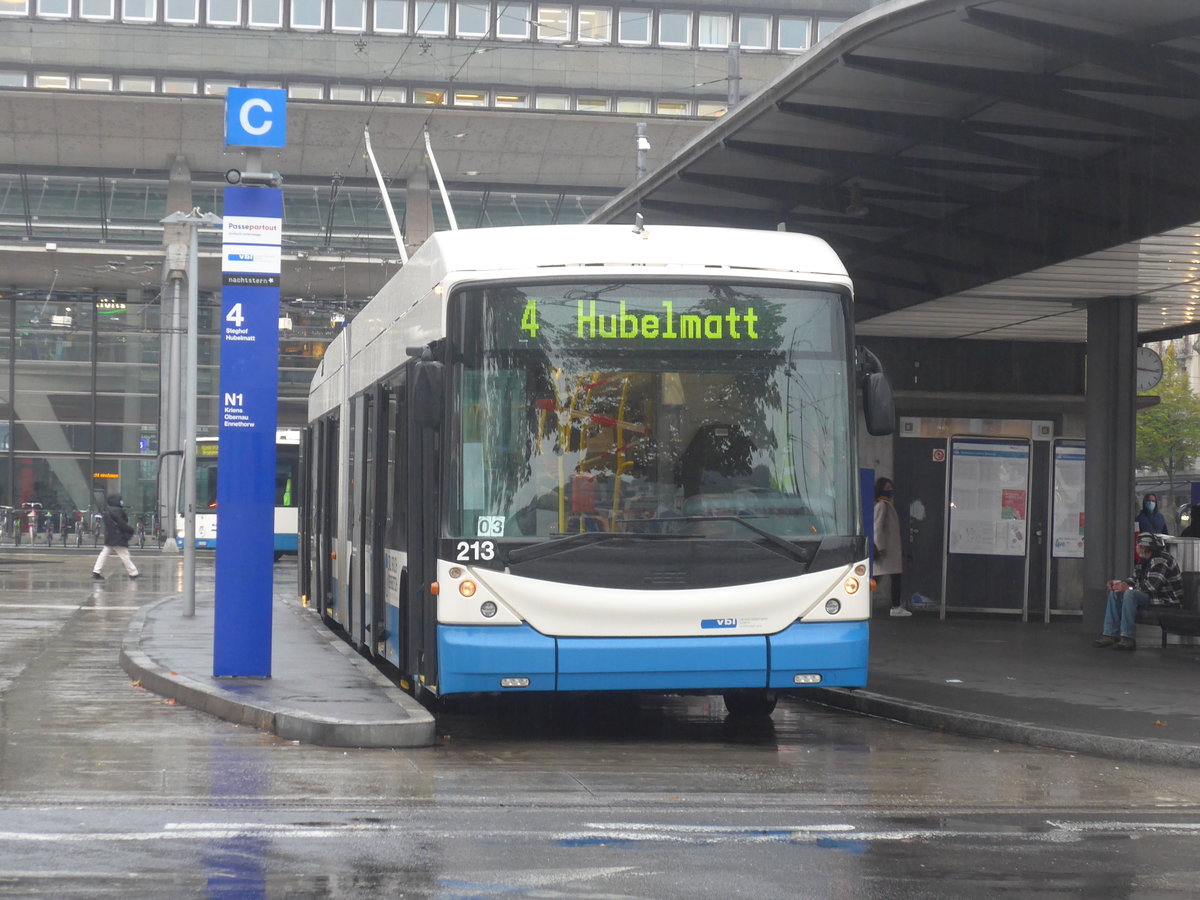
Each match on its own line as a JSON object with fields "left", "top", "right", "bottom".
{"left": 161, "top": 208, "right": 222, "bottom": 618}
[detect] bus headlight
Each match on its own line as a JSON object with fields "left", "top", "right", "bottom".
{"left": 844, "top": 577, "right": 860, "bottom": 594}
{"left": 825, "top": 598, "right": 841, "bottom": 615}
{"left": 459, "top": 580, "right": 477, "bottom": 598}
{"left": 480, "top": 600, "right": 497, "bottom": 618}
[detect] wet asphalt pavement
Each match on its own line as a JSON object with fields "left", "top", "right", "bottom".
{"left": 1, "top": 550, "right": 1200, "bottom": 897}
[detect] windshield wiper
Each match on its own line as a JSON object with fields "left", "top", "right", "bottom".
{"left": 719, "top": 516, "right": 813, "bottom": 565}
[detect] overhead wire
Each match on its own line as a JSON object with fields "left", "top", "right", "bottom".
{"left": 330, "top": 1, "right": 526, "bottom": 255}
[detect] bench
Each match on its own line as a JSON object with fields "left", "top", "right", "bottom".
{"left": 1135, "top": 571, "right": 1200, "bottom": 647}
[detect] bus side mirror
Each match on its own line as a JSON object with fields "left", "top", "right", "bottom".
{"left": 862, "top": 371, "right": 895, "bottom": 436}
{"left": 412, "top": 359, "right": 445, "bottom": 428}
{"left": 856, "top": 344, "right": 895, "bottom": 436}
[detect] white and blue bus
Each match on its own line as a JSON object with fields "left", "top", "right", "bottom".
{"left": 176, "top": 428, "right": 301, "bottom": 558}
{"left": 302, "top": 224, "right": 893, "bottom": 715}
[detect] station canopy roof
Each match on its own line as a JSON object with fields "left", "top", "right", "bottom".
{"left": 592, "top": 0, "right": 1200, "bottom": 342}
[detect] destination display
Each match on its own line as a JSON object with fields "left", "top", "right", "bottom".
{"left": 472, "top": 283, "right": 841, "bottom": 353}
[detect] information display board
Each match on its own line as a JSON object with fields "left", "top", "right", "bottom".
{"left": 213, "top": 185, "right": 281, "bottom": 677}
{"left": 947, "top": 440, "right": 1030, "bottom": 557}
{"left": 1051, "top": 443, "right": 1085, "bottom": 559}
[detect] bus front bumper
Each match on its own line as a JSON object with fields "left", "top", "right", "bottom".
{"left": 436, "top": 620, "right": 868, "bottom": 696}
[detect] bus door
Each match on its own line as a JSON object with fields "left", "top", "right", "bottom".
{"left": 367, "top": 382, "right": 390, "bottom": 659}
{"left": 316, "top": 414, "right": 339, "bottom": 621}
{"left": 349, "top": 393, "right": 370, "bottom": 649}
{"left": 298, "top": 426, "right": 311, "bottom": 605}
{"left": 381, "top": 375, "right": 408, "bottom": 671}
{"left": 403, "top": 363, "right": 441, "bottom": 693}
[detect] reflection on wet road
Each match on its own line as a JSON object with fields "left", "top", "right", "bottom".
{"left": 0, "top": 553, "right": 1199, "bottom": 897}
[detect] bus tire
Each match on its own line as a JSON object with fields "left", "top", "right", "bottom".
{"left": 722, "top": 689, "right": 778, "bottom": 718}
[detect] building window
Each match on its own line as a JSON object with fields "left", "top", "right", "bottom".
{"left": 494, "top": 91, "right": 529, "bottom": 108}
{"left": 616, "top": 97, "right": 650, "bottom": 114}
{"left": 79, "top": 0, "right": 116, "bottom": 19}
{"left": 578, "top": 6, "right": 609, "bottom": 42}
{"left": 616, "top": 7, "right": 648, "bottom": 44}
{"left": 777, "top": 16, "right": 809, "bottom": 51}
{"left": 78, "top": 74, "right": 115, "bottom": 91}
{"left": 0, "top": 71, "right": 27, "bottom": 86}
{"left": 0, "top": 0, "right": 29, "bottom": 15}
{"left": 204, "top": 79, "right": 238, "bottom": 95}
{"left": 697, "top": 13, "right": 728, "bottom": 48}
{"left": 332, "top": 0, "right": 363, "bottom": 30}
{"left": 329, "top": 84, "right": 366, "bottom": 101}
{"left": 122, "top": 0, "right": 156, "bottom": 21}
{"left": 656, "top": 98, "right": 690, "bottom": 115}
{"left": 816, "top": 18, "right": 843, "bottom": 41}
{"left": 536, "top": 4, "right": 569, "bottom": 41}
{"left": 453, "top": 89, "right": 488, "bottom": 107}
{"left": 248, "top": 0, "right": 281, "bottom": 27}
{"left": 36, "top": 0, "right": 69, "bottom": 18}
{"left": 535, "top": 92, "right": 569, "bottom": 110}
{"left": 414, "top": 0, "right": 447, "bottom": 34}
{"left": 245, "top": 79, "right": 282, "bottom": 88}
{"left": 205, "top": 0, "right": 237, "bottom": 23}
{"left": 34, "top": 73, "right": 71, "bottom": 89}
{"left": 657, "top": 10, "right": 690, "bottom": 47}
{"left": 456, "top": 0, "right": 487, "bottom": 35}
{"left": 576, "top": 95, "right": 610, "bottom": 112}
{"left": 373, "top": 0, "right": 405, "bottom": 32}
{"left": 413, "top": 87, "right": 446, "bottom": 105}
{"left": 696, "top": 100, "right": 726, "bottom": 117}
{"left": 495, "top": 1, "right": 528, "bottom": 38}
{"left": 371, "top": 85, "right": 405, "bottom": 102}
{"left": 164, "top": 0, "right": 198, "bottom": 23}
{"left": 737, "top": 14, "right": 768, "bottom": 50}
{"left": 288, "top": 83, "right": 324, "bottom": 99}
{"left": 119, "top": 75, "right": 156, "bottom": 91}
{"left": 291, "top": 0, "right": 323, "bottom": 29}
{"left": 161, "top": 77, "right": 198, "bottom": 94}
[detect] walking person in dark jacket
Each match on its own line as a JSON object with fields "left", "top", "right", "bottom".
{"left": 92, "top": 493, "right": 139, "bottom": 581}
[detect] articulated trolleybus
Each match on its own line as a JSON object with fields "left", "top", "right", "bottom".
{"left": 303, "top": 224, "right": 893, "bottom": 715}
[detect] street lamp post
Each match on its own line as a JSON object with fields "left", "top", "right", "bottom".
{"left": 160, "top": 208, "right": 222, "bottom": 617}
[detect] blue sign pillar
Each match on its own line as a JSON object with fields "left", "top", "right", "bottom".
{"left": 214, "top": 187, "right": 281, "bottom": 677}
{"left": 215, "top": 89, "right": 286, "bottom": 678}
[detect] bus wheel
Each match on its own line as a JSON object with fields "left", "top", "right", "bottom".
{"left": 722, "top": 689, "right": 778, "bottom": 718}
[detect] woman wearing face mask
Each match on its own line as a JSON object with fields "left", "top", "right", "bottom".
{"left": 1135, "top": 492, "right": 1169, "bottom": 536}
{"left": 873, "top": 477, "right": 910, "bottom": 617}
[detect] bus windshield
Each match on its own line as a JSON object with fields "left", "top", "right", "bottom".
{"left": 180, "top": 442, "right": 220, "bottom": 515}
{"left": 449, "top": 281, "right": 855, "bottom": 541}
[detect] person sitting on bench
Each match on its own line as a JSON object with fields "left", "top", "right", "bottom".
{"left": 1094, "top": 532, "right": 1183, "bottom": 651}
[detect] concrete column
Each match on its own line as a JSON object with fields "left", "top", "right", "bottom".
{"left": 1083, "top": 296, "right": 1138, "bottom": 633}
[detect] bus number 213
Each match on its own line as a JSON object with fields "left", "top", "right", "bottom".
{"left": 456, "top": 541, "right": 496, "bottom": 562}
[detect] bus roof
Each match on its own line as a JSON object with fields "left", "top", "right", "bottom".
{"left": 411, "top": 224, "right": 849, "bottom": 282}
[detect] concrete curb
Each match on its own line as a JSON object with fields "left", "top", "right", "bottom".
{"left": 119, "top": 597, "right": 436, "bottom": 748}
{"left": 803, "top": 687, "right": 1200, "bottom": 768}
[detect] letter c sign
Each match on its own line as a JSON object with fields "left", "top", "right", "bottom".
{"left": 226, "top": 88, "right": 288, "bottom": 148}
